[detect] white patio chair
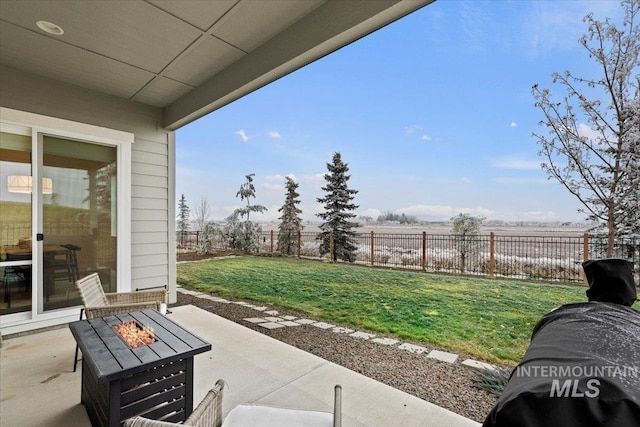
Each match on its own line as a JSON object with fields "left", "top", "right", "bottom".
{"left": 124, "top": 380, "right": 342, "bottom": 427}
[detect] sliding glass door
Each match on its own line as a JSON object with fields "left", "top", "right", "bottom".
{"left": 0, "top": 132, "right": 33, "bottom": 315}
{"left": 41, "top": 135, "right": 117, "bottom": 312}
{"left": 1, "top": 130, "right": 118, "bottom": 315}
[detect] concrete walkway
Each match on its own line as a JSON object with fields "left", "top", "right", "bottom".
{"left": 1, "top": 305, "right": 481, "bottom": 427}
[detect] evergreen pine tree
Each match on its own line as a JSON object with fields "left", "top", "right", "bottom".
{"left": 177, "top": 194, "right": 190, "bottom": 245}
{"left": 277, "top": 177, "right": 303, "bottom": 255}
{"left": 316, "top": 152, "right": 359, "bottom": 262}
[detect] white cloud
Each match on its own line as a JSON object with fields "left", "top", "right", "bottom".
{"left": 404, "top": 124, "right": 422, "bottom": 135}
{"left": 420, "top": 134, "right": 432, "bottom": 141}
{"left": 262, "top": 183, "right": 283, "bottom": 191}
{"left": 492, "top": 177, "right": 550, "bottom": 184}
{"left": 510, "top": 121, "right": 517, "bottom": 127}
{"left": 262, "top": 174, "right": 299, "bottom": 192}
{"left": 458, "top": 206, "right": 494, "bottom": 217}
{"left": 460, "top": 177, "right": 472, "bottom": 184}
{"left": 235, "top": 129, "right": 249, "bottom": 142}
{"left": 299, "top": 173, "right": 325, "bottom": 186}
{"left": 524, "top": 1, "right": 620, "bottom": 58}
{"left": 359, "top": 208, "right": 382, "bottom": 218}
{"left": 491, "top": 156, "right": 540, "bottom": 170}
{"left": 218, "top": 205, "right": 240, "bottom": 218}
{"left": 577, "top": 123, "right": 604, "bottom": 143}
{"left": 268, "top": 131, "right": 281, "bottom": 139}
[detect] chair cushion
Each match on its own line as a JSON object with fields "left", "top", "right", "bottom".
{"left": 222, "top": 405, "right": 333, "bottom": 427}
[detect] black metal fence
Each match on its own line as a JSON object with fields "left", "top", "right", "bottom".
{"left": 177, "top": 229, "right": 639, "bottom": 284}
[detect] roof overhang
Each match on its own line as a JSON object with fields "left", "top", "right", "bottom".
{"left": 0, "top": 0, "right": 433, "bottom": 130}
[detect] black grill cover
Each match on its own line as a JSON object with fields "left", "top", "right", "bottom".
{"left": 583, "top": 259, "right": 637, "bottom": 306}
{"left": 483, "top": 302, "right": 640, "bottom": 427}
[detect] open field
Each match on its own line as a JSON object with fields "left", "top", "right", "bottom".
{"left": 176, "top": 256, "right": 603, "bottom": 365}
{"left": 260, "top": 221, "right": 592, "bottom": 237}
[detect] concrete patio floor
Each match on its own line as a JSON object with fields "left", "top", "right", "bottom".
{"left": 0, "top": 305, "right": 480, "bottom": 426}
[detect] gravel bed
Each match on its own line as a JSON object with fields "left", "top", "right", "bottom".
{"left": 174, "top": 291, "right": 500, "bottom": 423}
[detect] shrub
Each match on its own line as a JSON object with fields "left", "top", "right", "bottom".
{"left": 473, "top": 367, "right": 512, "bottom": 397}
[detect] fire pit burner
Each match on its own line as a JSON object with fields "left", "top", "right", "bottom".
{"left": 114, "top": 320, "right": 155, "bottom": 348}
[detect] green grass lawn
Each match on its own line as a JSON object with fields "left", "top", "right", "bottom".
{"left": 177, "top": 256, "right": 590, "bottom": 365}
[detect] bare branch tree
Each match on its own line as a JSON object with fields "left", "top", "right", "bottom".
{"left": 531, "top": 0, "right": 639, "bottom": 255}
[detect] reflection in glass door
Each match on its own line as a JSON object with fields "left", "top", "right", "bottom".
{"left": 41, "top": 135, "right": 117, "bottom": 312}
{"left": 0, "top": 132, "right": 33, "bottom": 315}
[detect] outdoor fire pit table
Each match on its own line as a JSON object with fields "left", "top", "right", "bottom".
{"left": 69, "top": 309, "right": 211, "bottom": 427}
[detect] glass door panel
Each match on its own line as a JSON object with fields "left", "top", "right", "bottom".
{"left": 41, "top": 135, "right": 117, "bottom": 312}
{"left": 0, "top": 132, "right": 33, "bottom": 315}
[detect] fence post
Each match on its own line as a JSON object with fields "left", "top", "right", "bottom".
{"left": 583, "top": 233, "right": 589, "bottom": 262}
{"left": 422, "top": 232, "right": 426, "bottom": 270}
{"left": 329, "top": 231, "right": 334, "bottom": 263}
{"left": 297, "top": 230, "right": 301, "bottom": 258}
{"left": 270, "top": 230, "right": 274, "bottom": 253}
{"left": 370, "top": 231, "right": 374, "bottom": 265}
{"left": 196, "top": 231, "right": 199, "bottom": 246}
{"left": 489, "top": 232, "right": 495, "bottom": 277}
{"left": 582, "top": 232, "right": 591, "bottom": 284}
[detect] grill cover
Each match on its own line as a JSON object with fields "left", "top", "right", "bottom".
{"left": 483, "top": 302, "right": 640, "bottom": 427}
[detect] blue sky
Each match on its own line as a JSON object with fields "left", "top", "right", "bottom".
{"left": 176, "top": 0, "right": 623, "bottom": 223}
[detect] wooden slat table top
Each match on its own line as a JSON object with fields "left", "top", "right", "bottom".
{"left": 69, "top": 309, "right": 211, "bottom": 384}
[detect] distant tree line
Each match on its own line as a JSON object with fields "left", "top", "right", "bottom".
{"left": 376, "top": 212, "right": 420, "bottom": 224}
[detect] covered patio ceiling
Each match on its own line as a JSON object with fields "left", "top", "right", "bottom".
{"left": 0, "top": 0, "right": 433, "bottom": 130}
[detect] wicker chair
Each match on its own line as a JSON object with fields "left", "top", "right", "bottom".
{"left": 125, "top": 380, "right": 225, "bottom": 427}
{"left": 124, "top": 380, "right": 342, "bottom": 427}
{"left": 73, "top": 272, "right": 167, "bottom": 371}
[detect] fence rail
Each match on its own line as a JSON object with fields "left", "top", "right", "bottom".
{"left": 176, "top": 230, "right": 639, "bottom": 284}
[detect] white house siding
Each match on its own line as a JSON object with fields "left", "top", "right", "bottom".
{"left": 0, "top": 65, "right": 177, "bottom": 303}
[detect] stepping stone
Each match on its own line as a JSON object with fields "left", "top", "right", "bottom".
{"left": 213, "top": 298, "right": 230, "bottom": 304}
{"left": 332, "top": 327, "right": 354, "bottom": 334}
{"left": 350, "top": 331, "right": 376, "bottom": 340}
{"left": 281, "top": 315, "right": 297, "bottom": 320}
{"left": 257, "top": 322, "right": 285, "bottom": 330}
{"left": 264, "top": 317, "right": 284, "bottom": 322}
{"left": 280, "top": 321, "right": 301, "bottom": 327}
{"left": 198, "top": 295, "right": 218, "bottom": 301}
{"left": 233, "top": 301, "right": 252, "bottom": 306}
{"left": 372, "top": 337, "right": 399, "bottom": 346}
{"left": 179, "top": 289, "right": 201, "bottom": 296}
{"left": 295, "top": 319, "right": 317, "bottom": 325}
{"left": 311, "top": 322, "right": 335, "bottom": 329}
{"left": 244, "top": 318, "right": 267, "bottom": 324}
{"left": 249, "top": 306, "right": 267, "bottom": 311}
{"left": 427, "top": 350, "right": 459, "bottom": 363}
{"left": 462, "top": 359, "right": 497, "bottom": 371}
{"left": 264, "top": 310, "right": 279, "bottom": 315}
{"left": 398, "top": 343, "right": 427, "bottom": 354}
